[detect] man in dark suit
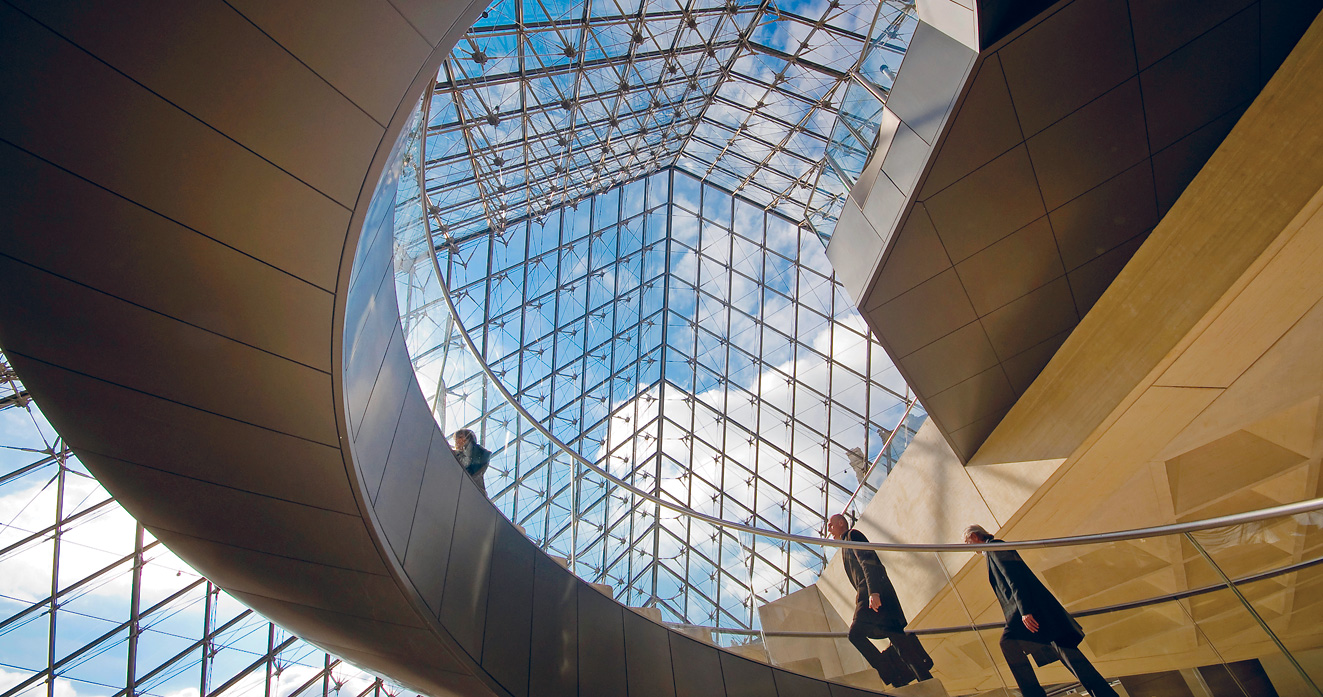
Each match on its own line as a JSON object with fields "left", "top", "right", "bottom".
{"left": 828, "top": 514, "right": 933, "bottom": 687}
{"left": 963, "top": 524, "right": 1118, "bottom": 697}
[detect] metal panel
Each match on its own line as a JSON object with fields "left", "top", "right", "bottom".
{"left": 899, "top": 322, "right": 1001, "bottom": 395}
{"left": 865, "top": 205, "right": 953, "bottom": 308}
{"left": 150, "top": 529, "right": 417, "bottom": 622}
{"left": 923, "top": 145, "right": 1045, "bottom": 263}
{"left": 1150, "top": 105, "right": 1246, "bottom": 217}
{"left": 669, "top": 634, "right": 726, "bottom": 697}
{"left": 351, "top": 199, "right": 403, "bottom": 306}
{"left": 719, "top": 652, "right": 779, "bottom": 697}
{"left": 879, "top": 122, "right": 931, "bottom": 196}
{"left": 0, "top": 2, "right": 348, "bottom": 290}
{"left": 885, "top": 20, "right": 975, "bottom": 143}
{"left": 528, "top": 553, "right": 579, "bottom": 697}
{"left": 859, "top": 173, "right": 908, "bottom": 242}
{"left": 0, "top": 356, "right": 357, "bottom": 512}
{"left": 1128, "top": 0, "right": 1256, "bottom": 69}
{"left": 1065, "top": 234, "right": 1150, "bottom": 317}
{"left": 771, "top": 669, "right": 831, "bottom": 697}
{"left": 1046, "top": 162, "right": 1157, "bottom": 272}
{"left": 996, "top": 0, "right": 1136, "bottom": 137}
{"left": 440, "top": 477, "right": 499, "bottom": 658}
{"left": 345, "top": 271, "right": 400, "bottom": 433}
{"left": 1001, "top": 327, "right": 1072, "bottom": 392}
{"left": 824, "top": 198, "right": 885, "bottom": 306}
{"left": 227, "top": 0, "right": 435, "bottom": 124}
{"left": 9, "top": 0, "right": 385, "bottom": 206}
{"left": 403, "top": 430, "right": 466, "bottom": 613}
{"left": 389, "top": 0, "right": 484, "bottom": 43}
{"left": 353, "top": 329, "right": 413, "bottom": 499}
{"left": 923, "top": 363, "right": 1017, "bottom": 432}
{"left": 1024, "top": 77, "right": 1149, "bottom": 210}
{"left": 0, "top": 255, "right": 338, "bottom": 446}
{"left": 920, "top": 54, "right": 1023, "bottom": 198}
{"left": 72, "top": 450, "right": 387, "bottom": 572}
{"left": 954, "top": 216, "right": 1063, "bottom": 315}
{"left": 1260, "top": 0, "right": 1323, "bottom": 74}
{"left": 827, "top": 682, "right": 879, "bottom": 697}
{"left": 481, "top": 522, "right": 537, "bottom": 697}
{"left": 0, "top": 141, "right": 335, "bottom": 371}
{"left": 623, "top": 611, "right": 677, "bottom": 697}
{"left": 375, "top": 387, "right": 435, "bottom": 554}
{"left": 227, "top": 590, "right": 461, "bottom": 672}
{"left": 577, "top": 586, "right": 628, "bottom": 697}
{"left": 979, "top": 275, "right": 1080, "bottom": 359}
{"left": 1138, "top": 6, "right": 1260, "bottom": 152}
{"left": 868, "top": 268, "right": 977, "bottom": 358}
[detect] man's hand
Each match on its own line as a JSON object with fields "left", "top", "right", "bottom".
{"left": 869, "top": 593, "right": 882, "bottom": 611}
{"left": 1022, "top": 614, "right": 1039, "bottom": 633}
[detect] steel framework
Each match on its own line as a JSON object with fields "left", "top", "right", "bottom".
{"left": 395, "top": 0, "right": 930, "bottom": 629}
{"left": 0, "top": 354, "right": 399, "bottom": 697}
{"left": 423, "top": 0, "right": 916, "bottom": 243}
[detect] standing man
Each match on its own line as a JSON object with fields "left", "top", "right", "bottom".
{"left": 962, "top": 524, "right": 1118, "bottom": 697}
{"left": 827, "top": 514, "right": 934, "bottom": 687}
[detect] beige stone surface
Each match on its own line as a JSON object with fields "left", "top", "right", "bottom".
{"left": 968, "top": 10, "right": 1323, "bottom": 469}
{"left": 962, "top": 458, "right": 1062, "bottom": 525}
{"left": 785, "top": 14, "right": 1323, "bottom": 694}
{"left": 758, "top": 584, "right": 852, "bottom": 678}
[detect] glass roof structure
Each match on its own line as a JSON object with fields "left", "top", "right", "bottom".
{"left": 405, "top": 0, "right": 925, "bottom": 635}
{"left": 0, "top": 354, "right": 398, "bottom": 697}
{"left": 425, "top": 0, "right": 917, "bottom": 242}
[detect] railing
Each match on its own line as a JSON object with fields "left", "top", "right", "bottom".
{"left": 393, "top": 91, "right": 1323, "bottom": 697}
{"left": 660, "top": 505, "right": 1323, "bottom": 696}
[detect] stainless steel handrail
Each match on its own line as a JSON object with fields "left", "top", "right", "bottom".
{"left": 666, "top": 551, "right": 1323, "bottom": 639}
{"left": 410, "top": 94, "right": 1323, "bottom": 553}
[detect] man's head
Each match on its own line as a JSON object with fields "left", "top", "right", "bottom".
{"left": 826, "top": 514, "right": 849, "bottom": 540}
{"left": 962, "top": 524, "right": 993, "bottom": 545}
{"left": 453, "top": 429, "right": 475, "bottom": 448}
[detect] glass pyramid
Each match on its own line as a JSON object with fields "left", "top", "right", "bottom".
{"left": 402, "top": 0, "right": 925, "bottom": 635}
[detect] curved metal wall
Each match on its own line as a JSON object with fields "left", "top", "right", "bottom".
{"left": 0, "top": 2, "right": 905, "bottom": 696}
{"left": 340, "top": 103, "right": 899, "bottom": 697}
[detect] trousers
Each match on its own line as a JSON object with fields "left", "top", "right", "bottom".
{"left": 848, "top": 622, "right": 932, "bottom": 684}
{"left": 1000, "top": 636, "right": 1117, "bottom": 697}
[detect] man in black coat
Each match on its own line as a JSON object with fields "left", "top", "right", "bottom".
{"left": 963, "top": 524, "right": 1118, "bottom": 697}
{"left": 828, "top": 514, "right": 933, "bottom": 687}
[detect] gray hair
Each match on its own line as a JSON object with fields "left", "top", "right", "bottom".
{"left": 963, "top": 524, "right": 992, "bottom": 542}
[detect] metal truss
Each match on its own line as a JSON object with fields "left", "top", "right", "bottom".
{"left": 0, "top": 354, "right": 402, "bottom": 697}
{"left": 397, "top": 133, "right": 929, "bottom": 636}
{"left": 424, "top": 0, "right": 917, "bottom": 244}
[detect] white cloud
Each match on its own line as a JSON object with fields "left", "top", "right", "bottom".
{"left": 0, "top": 475, "right": 208, "bottom": 605}
{"left": 0, "top": 667, "right": 106, "bottom": 697}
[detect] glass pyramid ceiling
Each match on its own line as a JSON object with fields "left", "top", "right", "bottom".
{"left": 408, "top": 0, "right": 924, "bottom": 635}
{"left": 424, "top": 0, "right": 917, "bottom": 242}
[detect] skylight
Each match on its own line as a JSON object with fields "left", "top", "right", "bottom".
{"left": 407, "top": 0, "right": 924, "bottom": 633}
{"left": 424, "top": 0, "right": 916, "bottom": 245}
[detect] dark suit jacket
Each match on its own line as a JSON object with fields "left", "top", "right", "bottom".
{"left": 456, "top": 443, "right": 491, "bottom": 479}
{"left": 986, "top": 541, "right": 1084, "bottom": 652}
{"left": 842, "top": 529, "right": 909, "bottom": 631}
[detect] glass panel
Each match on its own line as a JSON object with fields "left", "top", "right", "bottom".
{"left": 1190, "top": 516, "right": 1323, "bottom": 694}
{"left": 403, "top": 104, "right": 927, "bottom": 635}
{"left": 858, "top": 5, "right": 917, "bottom": 94}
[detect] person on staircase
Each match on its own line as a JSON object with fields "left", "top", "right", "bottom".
{"left": 827, "top": 513, "right": 934, "bottom": 687}
{"left": 962, "top": 524, "right": 1118, "bottom": 697}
